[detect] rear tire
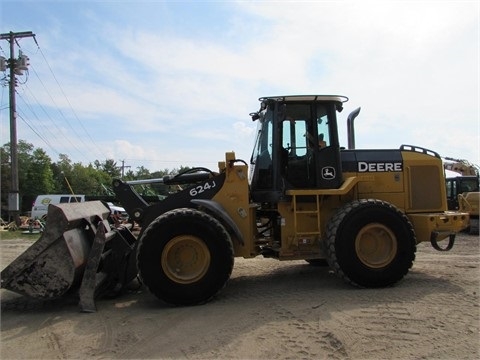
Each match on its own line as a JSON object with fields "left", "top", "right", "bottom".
{"left": 326, "top": 199, "right": 416, "bottom": 287}
{"left": 137, "top": 208, "right": 234, "bottom": 305}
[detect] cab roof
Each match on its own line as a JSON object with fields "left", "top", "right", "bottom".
{"left": 259, "top": 95, "right": 349, "bottom": 103}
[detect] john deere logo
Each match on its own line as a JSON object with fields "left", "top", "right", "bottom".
{"left": 322, "top": 166, "right": 335, "bottom": 180}
{"left": 41, "top": 198, "right": 52, "bottom": 205}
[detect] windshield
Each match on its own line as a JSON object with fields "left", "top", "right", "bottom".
{"left": 459, "top": 178, "right": 479, "bottom": 193}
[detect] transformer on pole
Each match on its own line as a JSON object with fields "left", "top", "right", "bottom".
{"left": 0, "top": 31, "right": 35, "bottom": 223}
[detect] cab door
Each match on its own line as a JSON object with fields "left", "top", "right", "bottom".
{"left": 281, "top": 102, "right": 342, "bottom": 189}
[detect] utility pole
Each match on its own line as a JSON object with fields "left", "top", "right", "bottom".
{"left": 0, "top": 31, "right": 35, "bottom": 223}
{"left": 119, "top": 160, "right": 131, "bottom": 178}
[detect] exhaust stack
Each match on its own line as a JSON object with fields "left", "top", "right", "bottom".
{"left": 347, "top": 107, "right": 361, "bottom": 149}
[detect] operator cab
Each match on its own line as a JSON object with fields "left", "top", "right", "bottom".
{"left": 445, "top": 175, "right": 479, "bottom": 210}
{"left": 249, "top": 95, "right": 347, "bottom": 202}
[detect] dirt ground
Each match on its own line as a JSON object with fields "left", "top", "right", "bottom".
{"left": 1, "top": 232, "right": 479, "bottom": 360}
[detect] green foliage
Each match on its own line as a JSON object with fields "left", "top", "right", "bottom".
{"left": 4, "top": 140, "right": 56, "bottom": 197}
{"left": 0, "top": 140, "right": 187, "bottom": 216}
{"left": 100, "top": 159, "right": 121, "bottom": 178}
{"left": 68, "top": 163, "right": 111, "bottom": 195}
{"left": 1, "top": 146, "right": 11, "bottom": 201}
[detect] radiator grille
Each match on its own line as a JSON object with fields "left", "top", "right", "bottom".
{"left": 409, "top": 165, "right": 442, "bottom": 210}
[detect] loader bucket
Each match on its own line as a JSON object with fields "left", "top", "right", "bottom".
{"left": 1, "top": 201, "right": 138, "bottom": 312}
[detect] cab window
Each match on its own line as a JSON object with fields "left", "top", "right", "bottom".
{"left": 282, "top": 119, "right": 307, "bottom": 157}
{"left": 317, "top": 104, "right": 330, "bottom": 148}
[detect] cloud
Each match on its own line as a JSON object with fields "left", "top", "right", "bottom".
{"left": 2, "top": 1, "right": 478, "bottom": 172}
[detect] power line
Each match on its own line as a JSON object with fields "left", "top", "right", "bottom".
{"left": 35, "top": 45, "right": 105, "bottom": 159}
{"left": 13, "top": 36, "right": 106, "bottom": 163}
{"left": 17, "top": 112, "right": 61, "bottom": 158}
{"left": 25, "top": 60, "right": 100, "bottom": 161}
{"left": 17, "top": 82, "right": 92, "bottom": 163}
{"left": 16, "top": 90, "right": 61, "bottom": 155}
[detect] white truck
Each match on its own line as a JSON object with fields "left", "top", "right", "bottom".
{"left": 31, "top": 194, "right": 85, "bottom": 220}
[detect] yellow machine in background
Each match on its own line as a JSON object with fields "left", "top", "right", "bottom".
{"left": 1, "top": 95, "right": 470, "bottom": 311}
{"left": 444, "top": 157, "right": 479, "bottom": 234}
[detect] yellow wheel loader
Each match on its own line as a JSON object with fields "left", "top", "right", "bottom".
{"left": 443, "top": 157, "right": 479, "bottom": 234}
{"left": 1, "top": 95, "right": 470, "bottom": 311}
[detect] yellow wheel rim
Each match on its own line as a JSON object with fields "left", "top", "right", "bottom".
{"left": 355, "top": 223, "right": 397, "bottom": 268}
{"left": 162, "top": 235, "right": 211, "bottom": 284}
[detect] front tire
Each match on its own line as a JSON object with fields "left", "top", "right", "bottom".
{"left": 137, "top": 208, "right": 234, "bottom": 305}
{"left": 326, "top": 199, "right": 416, "bottom": 287}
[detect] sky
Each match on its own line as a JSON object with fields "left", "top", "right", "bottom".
{"left": 1, "top": 0, "right": 479, "bottom": 175}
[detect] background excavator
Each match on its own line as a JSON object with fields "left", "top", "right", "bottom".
{"left": 443, "top": 157, "right": 479, "bottom": 234}
{"left": 1, "top": 95, "right": 470, "bottom": 312}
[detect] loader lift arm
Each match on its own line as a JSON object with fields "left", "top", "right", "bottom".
{"left": 112, "top": 169, "right": 216, "bottom": 227}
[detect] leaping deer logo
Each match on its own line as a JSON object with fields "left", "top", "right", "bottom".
{"left": 322, "top": 166, "right": 335, "bottom": 180}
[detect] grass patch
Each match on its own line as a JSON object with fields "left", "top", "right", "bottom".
{"left": 0, "top": 230, "right": 42, "bottom": 241}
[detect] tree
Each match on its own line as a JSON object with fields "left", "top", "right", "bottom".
{"left": 25, "top": 148, "right": 55, "bottom": 195}
{"left": 0, "top": 145, "right": 11, "bottom": 219}
{"left": 1, "top": 141, "right": 55, "bottom": 217}
{"left": 68, "top": 163, "right": 112, "bottom": 195}
{"left": 51, "top": 154, "right": 74, "bottom": 193}
{"left": 1, "top": 139, "right": 188, "bottom": 216}
{"left": 123, "top": 168, "right": 136, "bottom": 181}
{"left": 102, "top": 159, "right": 121, "bottom": 178}
{"left": 135, "top": 166, "right": 150, "bottom": 179}
{"left": 16, "top": 140, "right": 35, "bottom": 195}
